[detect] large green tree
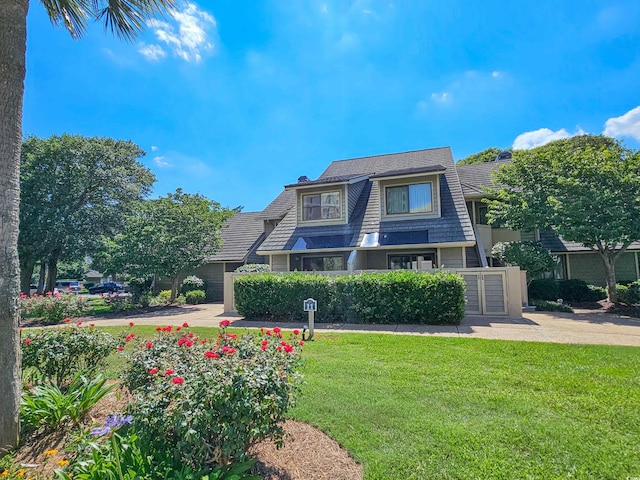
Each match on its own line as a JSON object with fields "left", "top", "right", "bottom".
{"left": 486, "top": 135, "right": 640, "bottom": 302}
{"left": 109, "top": 189, "right": 235, "bottom": 301}
{"left": 0, "top": 0, "right": 173, "bottom": 453}
{"left": 19, "top": 135, "right": 155, "bottom": 294}
{"left": 457, "top": 147, "right": 504, "bottom": 165}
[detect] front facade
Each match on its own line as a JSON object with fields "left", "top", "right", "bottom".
{"left": 257, "top": 147, "right": 477, "bottom": 272}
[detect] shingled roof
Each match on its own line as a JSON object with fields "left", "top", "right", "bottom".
{"left": 208, "top": 212, "right": 266, "bottom": 262}
{"left": 539, "top": 231, "right": 640, "bottom": 253}
{"left": 258, "top": 147, "right": 475, "bottom": 253}
{"left": 456, "top": 160, "right": 510, "bottom": 197}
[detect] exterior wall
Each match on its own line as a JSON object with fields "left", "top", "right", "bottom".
{"left": 520, "top": 230, "right": 536, "bottom": 242}
{"left": 492, "top": 228, "right": 521, "bottom": 244}
{"left": 193, "top": 263, "right": 225, "bottom": 301}
{"left": 271, "top": 254, "right": 289, "bottom": 272}
{"left": 439, "top": 247, "right": 464, "bottom": 268}
{"left": 567, "top": 252, "right": 638, "bottom": 285}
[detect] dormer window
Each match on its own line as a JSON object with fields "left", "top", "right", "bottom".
{"left": 386, "top": 182, "right": 433, "bottom": 215}
{"left": 302, "top": 191, "right": 341, "bottom": 221}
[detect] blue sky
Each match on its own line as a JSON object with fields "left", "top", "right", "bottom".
{"left": 24, "top": 0, "right": 640, "bottom": 212}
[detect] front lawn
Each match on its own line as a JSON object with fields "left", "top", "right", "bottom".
{"left": 94, "top": 327, "right": 640, "bottom": 479}
{"left": 292, "top": 333, "right": 640, "bottom": 480}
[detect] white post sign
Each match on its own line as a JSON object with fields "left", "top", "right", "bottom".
{"left": 303, "top": 298, "right": 317, "bottom": 340}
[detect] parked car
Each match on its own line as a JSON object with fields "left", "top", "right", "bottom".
{"left": 89, "top": 282, "right": 125, "bottom": 294}
{"left": 55, "top": 280, "right": 82, "bottom": 293}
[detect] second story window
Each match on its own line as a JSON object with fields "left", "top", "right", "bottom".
{"left": 302, "top": 191, "right": 341, "bottom": 221}
{"left": 386, "top": 182, "right": 432, "bottom": 215}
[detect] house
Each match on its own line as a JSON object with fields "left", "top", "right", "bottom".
{"left": 256, "top": 147, "right": 480, "bottom": 271}
{"left": 457, "top": 160, "right": 640, "bottom": 285}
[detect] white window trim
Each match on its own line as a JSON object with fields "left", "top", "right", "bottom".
{"left": 380, "top": 177, "right": 440, "bottom": 221}
{"left": 298, "top": 188, "right": 346, "bottom": 226}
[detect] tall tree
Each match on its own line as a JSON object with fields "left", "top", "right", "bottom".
{"left": 486, "top": 135, "right": 640, "bottom": 302}
{"left": 111, "top": 189, "right": 235, "bottom": 301}
{"left": 457, "top": 147, "right": 504, "bottom": 165}
{"left": 0, "top": 0, "right": 173, "bottom": 453}
{"left": 19, "top": 135, "right": 155, "bottom": 293}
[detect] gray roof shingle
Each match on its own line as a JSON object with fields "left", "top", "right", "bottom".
{"left": 209, "top": 212, "right": 266, "bottom": 262}
{"left": 456, "top": 160, "right": 510, "bottom": 197}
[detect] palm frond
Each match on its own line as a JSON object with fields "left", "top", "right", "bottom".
{"left": 40, "top": 0, "right": 93, "bottom": 38}
{"left": 96, "top": 0, "right": 176, "bottom": 42}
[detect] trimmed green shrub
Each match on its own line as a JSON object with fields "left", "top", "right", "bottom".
{"left": 532, "top": 300, "right": 574, "bottom": 313}
{"left": 528, "top": 279, "right": 561, "bottom": 301}
{"left": 619, "top": 280, "right": 640, "bottom": 305}
{"left": 128, "top": 276, "right": 153, "bottom": 302}
{"left": 528, "top": 279, "right": 606, "bottom": 302}
{"left": 185, "top": 289, "right": 206, "bottom": 304}
{"left": 617, "top": 284, "right": 629, "bottom": 304}
{"left": 234, "top": 271, "right": 466, "bottom": 325}
{"left": 180, "top": 275, "right": 206, "bottom": 296}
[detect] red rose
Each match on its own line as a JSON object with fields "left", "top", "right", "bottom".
{"left": 129, "top": 322, "right": 135, "bottom": 327}
{"left": 64, "top": 318, "right": 71, "bottom": 323}
{"left": 213, "top": 352, "right": 220, "bottom": 358}
{"left": 298, "top": 341, "right": 304, "bottom": 346}
{"left": 165, "top": 369, "right": 174, "bottom": 375}
{"left": 145, "top": 342, "right": 153, "bottom": 348}
{"left": 205, "top": 351, "right": 215, "bottom": 358}
{"left": 77, "top": 322, "right": 82, "bottom": 326}
{"left": 24, "top": 339, "right": 32, "bottom": 345}
{"left": 219, "top": 320, "right": 231, "bottom": 327}
{"left": 117, "top": 346, "right": 124, "bottom": 351}
{"left": 183, "top": 322, "right": 189, "bottom": 328}
{"left": 149, "top": 368, "right": 159, "bottom": 374}
{"left": 273, "top": 327, "right": 281, "bottom": 334}
{"left": 293, "top": 329, "right": 300, "bottom": 335}
{"left": 172, "top": 377, "right": 184, "bottom": 385}
{"left": 284, "top": 344, "right": 294, "bottom": 353}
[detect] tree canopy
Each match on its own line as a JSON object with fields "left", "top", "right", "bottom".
{"left": 19, "top": 134, "right": 155, "bottom": 293}
{"left": 486, "top": 135, "right": 640, "bottom": 301}
{"left": 457, "top": 147, "right": 504, "bottom": 165}
{"left": 106, "top": 189, "right": 235, "bottom": 301}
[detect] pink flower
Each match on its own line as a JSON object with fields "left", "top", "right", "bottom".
{"left": 156, "top": 327, "right": 162, "bottom": 331}
{"left": 298, "top": 341, "right": 304, "bottom": 346}
{"left": 24, "top": 339, "right": 32, "bottom": 345}
{"left": 284, "top": 344, "right": 294, "bottom": 353}
{"left": 293, "top": 329, "right": 300, "bottom": 335}
{"left": 176, "top": 327, "right": 181, "bottom": 331}
{"left": 205, "top": 351, "right": 215, "bottom": 358}
{"left": 165, "top": 369, "right": 174, "bottom": 375}
{"left": 149, "top": 368, "right": 158, "bottom": 374}
{"left": 265, "top": 330, "right": 272, "bottom": 336}
{"left": 219, "top": 320, "right": 231, "bottom": 327}
{"left": 261, "top": 344, "right": 268, "bottom": 351}
{"left": 145, "top": 341, "right": 153, "bottom": 349}
{"left": 273, "top": 327, "right": 281, "bottom": 334}
{"left": 77, "top": 322, "right": 82, "bottom": 326}
{"left": 172, "top": 377, "right": 184, "bottom": 385}
{"left": 64, "top": 318, "right": 71, "bottom": 323}
{"left": 185, "top": 340, "right": 193, "bottom": 347}
{"left": 117, "top": 346, "right": 124, "bottom": 351}
{"left": 125, "top": 334, "right": 135, "bottom": 342}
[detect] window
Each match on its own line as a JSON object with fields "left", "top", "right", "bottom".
{"left": 388, "top": 253, "right": 435, "bottom": 270}
{"left": 302, "top": 256, "right": 343, "bottom": 271}
{"left": 302, "top": 191, "right": 341, "bottom": 221}
{"left": 386, "top": 183, "right": 432, "bottom": 215}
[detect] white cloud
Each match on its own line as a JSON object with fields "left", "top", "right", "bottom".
{"left": 431, "top": 92, "right": 450, "bottom": 103}
{"left": 492, "top": 71, "right": 500, "bottom": 78}
{"left": 151, "top": 145, "right": 158, "bottom": 152}
{"left": 512, "top": 127, "right": 586, "bottom": 150}
{"left": 142, "top": 2, "right": 216, "bottom": 63}
{"left": 138, "top": 43, "right": 167, "bottom": 61}
{"left": 603, "top": 106, "right": 640, "bottom": 141}
{"left": 154, "top": 156, "right": 172, "bottom": 168}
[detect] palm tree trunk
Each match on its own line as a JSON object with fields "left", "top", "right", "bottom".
{"left": 0, "top": 0, "right": 28, "bottom": 453}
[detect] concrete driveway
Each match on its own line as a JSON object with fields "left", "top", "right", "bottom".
{"left": 81, "top": 303, "right": 640, "bottom": 347}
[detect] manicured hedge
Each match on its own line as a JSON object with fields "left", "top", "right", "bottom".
{"left": 234, "top": 271, "right": 466, "bottom": 325}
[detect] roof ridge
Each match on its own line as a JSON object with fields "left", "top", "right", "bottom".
{"left": 328, "top": 146, "right": 450, "bottom": 165}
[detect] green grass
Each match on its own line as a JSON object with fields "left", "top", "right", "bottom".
{"left": 96, "top": 327, "right": 640, "bottom": 479}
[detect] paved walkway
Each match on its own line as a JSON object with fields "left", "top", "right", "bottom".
{"left": 82, "top": 303, "right": 640, "bottom": 347}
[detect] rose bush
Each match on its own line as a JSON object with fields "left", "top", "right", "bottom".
{"left": 20, "top": 291, "right": 90, "bottom": 325}
{"left": 120, "top": 323, "right": 303, "bottom": 472}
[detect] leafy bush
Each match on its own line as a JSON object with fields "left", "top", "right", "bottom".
{"left": 532, "top": 300, "right": 574, "bottom": 313}
{"left": 235, "top": 263, "right": 271, "bottom": 273}
{"left": 128, "top": 276, "right": 153, "bottom": 302}
{"left": 528, "top": 279, "right": 606, "bottom": 303}
{"left": 156, "top": 290, "right": 172, "bottom": 304}
{"left": 21, "top": 374, "right": 114, "bottom": 434}
{"left": 120, "top": 324, "right": 303, "bottom": 471}
{"left": 185, "top": 289, "right": 206, "bottom": 304}
{"left": 180, "top": 275, "right": 206, "bottom": 295}
{"left": 528, "top": 279, "right": 561, "bottom": 301}
{"left": 234, "top": 271, "right": 466, "bottom": 325}
{"left": 20, "top": 291, "right": 90, "bottom": 325}
{"left": 102, "top": 293, "right": 133, "bottom": 312}
{"left": 617, "top": 280, "right": 640, "bottom": 305}
{"left": 491, "top": 241, "right": 554, "bottom": 283}
{"left": 22, "top": 325, "right": 118, "bottom": 387}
